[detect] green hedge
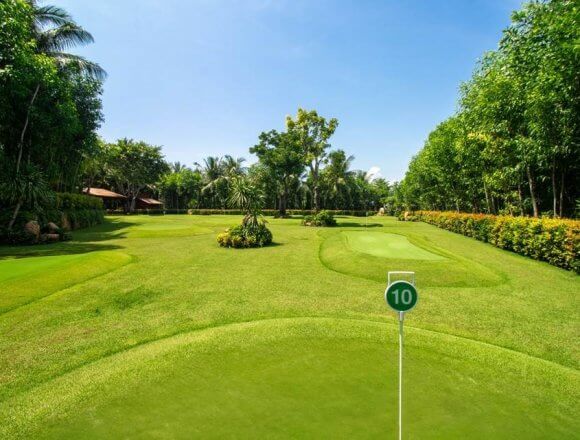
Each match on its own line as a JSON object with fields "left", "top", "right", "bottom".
{"left": 48, "top": 193, "right": 105, "bottom": 230}
{"left": 414, "top": 211, "right": 579, "bottom": 272}
{"left": 0, "top": 192, "right": 104, "bottom": 244}
{"left": 108, "top": 209, "right": 376, "bottom": 217}
{"left": 56, "top": 192, "right": 104, "bottom": 211}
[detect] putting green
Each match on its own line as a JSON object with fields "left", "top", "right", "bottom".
{"left": 343, "top": 231, "right": 446, "bottom": 260}
{"left": 6, "top": 319, "right": 575, "bottom": 439}
{"left": 320, "top": 229, "right": 502, "bottom": 287}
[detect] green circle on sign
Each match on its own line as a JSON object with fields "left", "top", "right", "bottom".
{"left": 385, "top": 280, "right": 418, "bottom": 312}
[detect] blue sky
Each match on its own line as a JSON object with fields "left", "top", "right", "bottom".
{"left": 57, "top": 0, "right": 521, "bottom": 181}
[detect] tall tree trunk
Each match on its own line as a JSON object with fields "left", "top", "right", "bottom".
{"left": 551, "top": 159, "right": 558, "bottom": 217}
{"left": 559, "top": 170, "right": 565, "bottom": 218}
{"left": 280, "top": 180, "right": 289, "bottom": 216}
{"left": 311, "top": 162, "right": 320, "bottom": 212}
{"left": 526, "top": 165, "right": 539, "bottom": 218}
{"left": 15, "top": 84, "right": 40, "bottom": 174}
{"left": 517, "top": 184, "right": 524, "bottom": 216}
{"left": 483, "top": 181, "right": 492, "bottom": 214}
{"left": 8, "top": 84, "right": 41, "bottom": 231}
{"left": 7, "top": 199, "right": 23, "bottom": 231}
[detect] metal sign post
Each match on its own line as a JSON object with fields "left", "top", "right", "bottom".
{"left": 385, "top": 272, "right": 418, "bottom": 440}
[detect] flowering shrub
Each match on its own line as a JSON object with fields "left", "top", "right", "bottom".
{"left": 415, "top": 211, "right": 579, "bottom": 272}
{"left": 217, "top": 223, "right": 273, "bottom": 248}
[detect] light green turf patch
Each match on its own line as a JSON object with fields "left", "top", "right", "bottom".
{"left": 0, "top": 251, "right": 132, "bottom": 313}
{"left": 2, "top": 318, "right": 576, "bottom": 440}
{"left": 343, "top": 231, "right": 446, "bottom": 260}
{"left": 320, "top": 229, "right": 503, "bottom": 287}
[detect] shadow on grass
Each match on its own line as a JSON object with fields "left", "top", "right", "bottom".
{"left": 73, "top": 219, "right": 134, "bottom": 243}
{"left": 337, "top": 222, "right": 383, "bottom": 228}
{"left": 0, "top": 219, "right": 132, "bottom": 259}
{"left": 0, "top": 242, "right": 124, "bottom": 259}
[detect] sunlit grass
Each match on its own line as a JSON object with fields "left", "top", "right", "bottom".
{"left": 0, "top": 215, "right": 577, "bottom": 439}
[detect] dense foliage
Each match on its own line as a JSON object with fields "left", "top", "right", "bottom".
{"left": 397, "top": 0, "right": 579, "bottom": 218}
{"left": 0, "top": 0, "right": 105, "bottom": 235}
{"left": 0, "top": 192, "right": 103, "bottom": 244}
{"left": 412, "top": 211, "right": 579, "bottom": 272}
{"left": 302, "top": 210, "right": 337, "bottom": 227}
{"left": 84, "top": 138, "right": 169, "bottom": 212}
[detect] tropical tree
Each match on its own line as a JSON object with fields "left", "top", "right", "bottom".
{"left": 286, "top": 109, "right": 338, "bottom": 212}
{"left": 106, "top": 139, "right": 168, "bottom": 212}
{"left": 0, "top": 0, "right": 104, "bottom": 231}
{"left": 321, "top": 150, "right": 354, "bottom": 209}
{"left": 250, "top": 130, "right": 304, "bottom": 216}
{"left": 228, "top": 176, "right": 264, "bottom": 229}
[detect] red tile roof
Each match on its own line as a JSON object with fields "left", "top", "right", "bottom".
{"left": 84, "top": 187, "right": 126, "bottom": 199}
{"left": 138, "top": 198, "right": 163, "bottom": 205}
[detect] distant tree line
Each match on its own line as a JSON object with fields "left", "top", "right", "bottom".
{"left": 88, "top": 109, "right": 391, "bottom": 215}
{"left": 396, "top": 0, "right": 579, "bottom": 218}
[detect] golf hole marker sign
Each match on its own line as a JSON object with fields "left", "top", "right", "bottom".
{"left": 385, "top": 280, "right": 418, "bottom": 312}
{"left": 385, "top": 271, "right": 418, "bottom": 440}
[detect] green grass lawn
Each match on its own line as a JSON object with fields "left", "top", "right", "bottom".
{"left": 0, "top": 215, "right": 578, "bottom": 439}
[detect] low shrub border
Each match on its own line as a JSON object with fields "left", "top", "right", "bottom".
{"left": 409, "top": 211, "right": 579, "bottom": 272}
{"left": 107, "top": 209, "right": 377, "bottom": 217}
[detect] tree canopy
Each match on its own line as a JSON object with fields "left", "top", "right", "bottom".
{"left": 397, "top": 0, "right": 579, "bottom": 217}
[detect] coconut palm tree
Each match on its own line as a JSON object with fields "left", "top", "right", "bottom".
{"left": 28, "top": 1, "right": 106, "bottom": 80}
{"left": 197, "top": 156, "right": 247, "bottom": 208}
{"left": 322, "top": 150, "right": 355, "bottom": 209}
{"left": 222, "top": 155, "right": 247, "bottom": 177}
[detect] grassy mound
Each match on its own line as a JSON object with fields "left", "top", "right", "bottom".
{"left": 4, "top": 319, "right": 577, "bottom": 439}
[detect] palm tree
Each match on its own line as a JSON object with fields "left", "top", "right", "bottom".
{"left": 222, "top": 155, "right": 247, "bottom": 177}
{"left": 28, "top": 1, "right": 106, "bottom": 80}
{"left": 197, "top": 156, "right": 247, "bottom": 208}
{"left": 196, "top": 157, "right": 224, "bottom": 208}
{"left": 171, "top": 161, "right": 187, "bottom": 173}
{"left": 228, "top": 176, "right": 264, "bottom": 229}
{"left": 323, "top": 150, "right": 355, "bottom": 209}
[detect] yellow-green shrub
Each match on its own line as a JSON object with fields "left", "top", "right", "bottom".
{"left": 415, "top": 211, "right": 579, "bottom": 273}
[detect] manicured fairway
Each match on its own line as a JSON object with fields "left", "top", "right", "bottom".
{"left": 0, "top": 215, "right": 578, "bottom": 439}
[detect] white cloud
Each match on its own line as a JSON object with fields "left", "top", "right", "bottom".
{"left": 365, "top": 166, "right": 381, "bottom": 182}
